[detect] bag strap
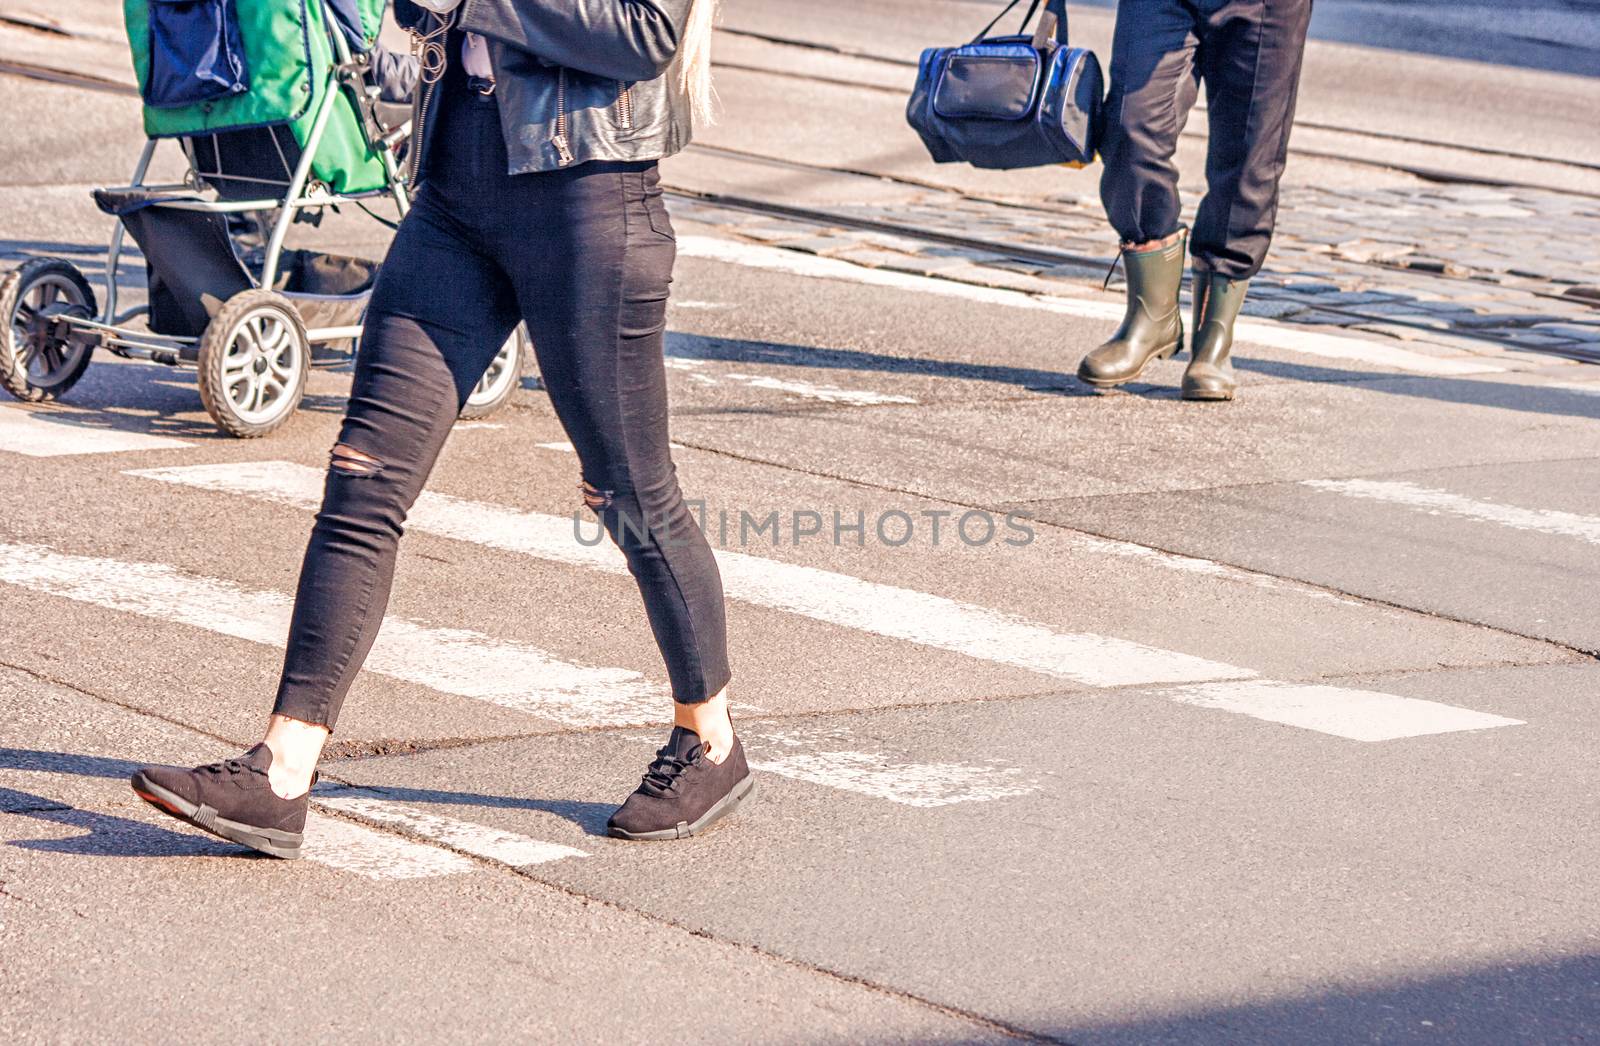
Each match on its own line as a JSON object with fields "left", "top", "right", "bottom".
{"left": 972, "top": 0, "right": 1029, "bottom": 42}
{"left": 971, "top": 0, "right": 1068, "bottom": 46}
{"left": 1031, "top": 0, "right": 1070, "bottom": 48}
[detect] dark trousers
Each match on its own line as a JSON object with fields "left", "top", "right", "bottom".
{"left": 1099, "top": 0, "right": 1313, "bottom": 279}
{"left": 273, "top": 84, "right": 732, "bottom": 729}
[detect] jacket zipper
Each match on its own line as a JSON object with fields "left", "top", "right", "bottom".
{"left": 406, "top": 13, "right": 453, "bottom": 185}
{"left": 551, "top": 69, "right": 574, "bottom": 166}
{"left": 616, "top": 81, "right": 634, "bottom": 130}
{"left": 407, "top": 75, "right": 439, "bottom": 184}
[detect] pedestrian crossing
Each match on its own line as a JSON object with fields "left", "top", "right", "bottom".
{"left": 0, "top": 405, "right": 190, "bottom": 456}
{"left": 664, "top": 356, "right": 917, "bottom": 405}
{"left": 312, "top": 790, "right": 588, "bottom": 868}
{"left": 130, "top": 460, "right": 1250, "bottom": 689}
{"left": 1304, "top": 478, "right": 1600, "bottom": 546}
{"left": 0, "top": 400, "right": 1556, "bottom": 883}
{"left": 0, "top": 539, "right": 667, "bottom": 727}
{"left": 0, "top": 539, "right": 1039, "bottom": 806}
{"left": 676, "top": 236, "right": 1508, "bottom": 378}
{"left": 125, "top": 460, "right": 1520, "bottom": 742}
{"left": 299, "top": 809, "right": 480, "bottom": 879}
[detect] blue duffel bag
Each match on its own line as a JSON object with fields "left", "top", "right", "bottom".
{"left": 907, "top": 0, "right": 1104, "bottom": 170}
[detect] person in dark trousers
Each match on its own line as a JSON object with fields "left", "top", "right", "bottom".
{"left": 1078, "top": 0, "right": 1314, "bottom": 401}
{"left": 130, "top": 0, "right": 754, "bottom": 859}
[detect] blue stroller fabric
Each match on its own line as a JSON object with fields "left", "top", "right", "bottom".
{"left": 325, "top": 0, "right": 374, "bottom": 54}
{"left": 144, "top": 0, "right": 251, "bottom": 108}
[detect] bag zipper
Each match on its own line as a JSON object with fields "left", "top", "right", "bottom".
{"left": 551, "top": 68, "right": 574, "bottom": 165}
{"left": 615, "top": 81, "right": 634, "bottom": 130}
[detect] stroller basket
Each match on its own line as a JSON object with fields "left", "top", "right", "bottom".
{"left": 94, "top": 189, "right": 376, "bottom": 348}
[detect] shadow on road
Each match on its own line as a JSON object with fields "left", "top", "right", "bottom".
{"left": 1, "top": 784, "right": 248, "bottom": 858}
{"left": 2, "top": 349, "right": 349, "bottom": 438}
{"left": 1042, "top": 950, "right": 1600, "bottom": 1044}
{"left": 670, "top": 330, "right": 1600, "bottom": 420}
{"left": 0, "top": 747, "right": 612, "bottom": 844}
{"left": 1238, "top": 356, "right": 1600, "bottom": 420}
{"left": 666, "top": 331, "right": 1095, "bottom": 394}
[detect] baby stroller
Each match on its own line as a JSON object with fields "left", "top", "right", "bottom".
{"left": 0, "top": 0, "right": 524, "bottom": 436}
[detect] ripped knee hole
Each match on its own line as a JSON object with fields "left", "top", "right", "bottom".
{"left": 579, "top": 479, "right": 614, "bottom": 511}
{"left": 331, "top": 443, "right": 384, "bottom": 476}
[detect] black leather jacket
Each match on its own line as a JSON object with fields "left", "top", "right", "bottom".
{"left": 395, "top": 0, "right": 695, "bottom": 176}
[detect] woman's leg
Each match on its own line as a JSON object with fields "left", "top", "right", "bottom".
{"left": 263, "top": 191, "right": 521, "bottom": 792}
{"left": 494, "top": 162, "right": 745, "bottom": 837}
{"left": 500, "top": 163, "right": 732, "bottom": 724}
{"left": 129, "top": 183, "right": 520, "bottom": 855}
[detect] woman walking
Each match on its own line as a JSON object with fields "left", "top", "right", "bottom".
{"left": 131, "top": 0, "right": 752, "bottom": 855}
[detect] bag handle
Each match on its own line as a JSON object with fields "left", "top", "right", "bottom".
{"left": 1031, "top": 0, "right": 1070, "bottom": 48}
{"left": 972, "top": 0, "right": 1029, "bottom": 42}
{"left": 971, "top": 0, "right": 1069, "bottom": 46}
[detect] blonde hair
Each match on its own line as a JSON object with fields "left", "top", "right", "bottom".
{"left": 678, "top": 0, "right": 719, "bottom": 127}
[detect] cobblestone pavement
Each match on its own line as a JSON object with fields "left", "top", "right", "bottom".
{"left": 684, "top": 181, "right": 1600, "bottom": 363}
{"left": 5, "top": 0, "right": 1597, "bottom": 363}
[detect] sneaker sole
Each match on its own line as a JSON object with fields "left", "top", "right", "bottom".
{"left": 129, "top": 773, "right": 304, "bottom": 860}
{"left": 607, "top": 772, "right": 756, "bottom": 842}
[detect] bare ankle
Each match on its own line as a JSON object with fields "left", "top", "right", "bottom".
{"left": 262, "top": 714, "right": 328, "bottom": 798}
{"left": 675, "top": 690, "right": 734, "bottom": 764}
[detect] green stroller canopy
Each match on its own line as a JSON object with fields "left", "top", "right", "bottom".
{"left": 124, "top": 0, "right": 392, "bottom": 195}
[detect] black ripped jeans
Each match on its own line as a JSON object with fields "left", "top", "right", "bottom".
{"left": 272, "top": 82, "right": 731, "bottom": 729}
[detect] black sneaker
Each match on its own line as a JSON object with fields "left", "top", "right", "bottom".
{"left": 607, "top": 727, "right": 755, "bottom": 841}
{"left": 130, "top": 744, "right": 314, "bottom": 860}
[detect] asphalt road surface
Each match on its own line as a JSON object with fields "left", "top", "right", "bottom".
{"left": 2, "top": 2, "right": 1598, "bottom": 1043}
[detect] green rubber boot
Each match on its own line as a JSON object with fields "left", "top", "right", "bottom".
{"left": 1077, "top": 232, "right": 1186, "bottom": 389}
{"left": 1183, "top": 269, "right": 1248, "bottom": 402}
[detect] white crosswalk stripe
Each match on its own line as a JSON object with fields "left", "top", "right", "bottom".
{"left": 0, "top": 540, "right": 1041, "bottom": 810}
{"left": 129, "top": 461, "right": 1249, "bottom": 689}
{"left": 721, "top": 372, "right": 918, "bottom": 405}
{"left": 0, "top": 406, "right": 190, "bottom": 456}
{"left": 299, "top": 812, "right": 478, "bottom": 879}
{"left": 125, "top": 461, "right": 1523, "bottom": 741}
{"left": 1163, "top": 681, "right": 1523, "bottom": 742}
{"left": 1305, "top": 478, "right": 1600, "bottom": 545}
{"left": 0, "top": 540, "right": 665, "bottom": 726}
{"left": 665, "top": 356, "right": 919, "bottom": 405}
{"left": 313, "top": 792, "right": 588, "bottom": 867}
{"left": 676, "top": 236, "right": 1505, "bottom": 377}
{"left": 741, "top": 727, "right": 1036, "bottom": 807}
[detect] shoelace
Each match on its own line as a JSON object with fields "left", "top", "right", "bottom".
{"left": 1102, "top": 245, "right": 1126, "bottom": 292}
{"left": 198, "top": 758, "right": 257, "bottom": 778}
{"left": 639, "top": 743, "right": 704, "bottom": 796}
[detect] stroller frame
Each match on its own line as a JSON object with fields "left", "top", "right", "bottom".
{"left": 98, "top": 18, "right": 409, "bottom": 362}
{"left": 0, "top": 0, "right": 523, "bottom": 436}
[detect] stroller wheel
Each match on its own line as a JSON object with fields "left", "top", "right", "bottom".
{"left": 197, "top": 289, "right": 308, "bottom": 438}
{"left": 0, "top": 258, "right": 97, "bottom": 403}
{"left": 460, "top": 324, "right": 526, "bottom": 420}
